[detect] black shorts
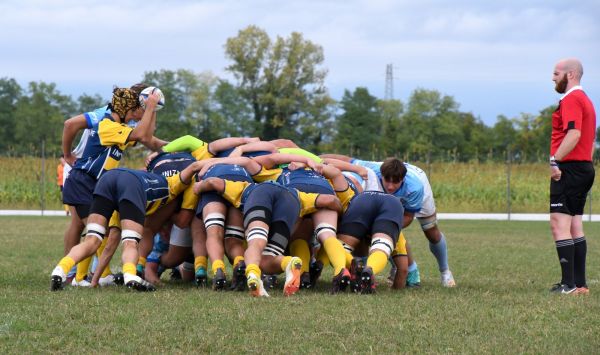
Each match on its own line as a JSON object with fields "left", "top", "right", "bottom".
{"left": 62, "top": 169, "right": 96, "bottom": 206}
{"left": 338, "top": 191, "right": 403, "bottom": 243}
{"left": 196, "top": 173, "right": 253, "bottom": 217}
{"left": 550, "top": 161, "right": 595, "bottom": 215}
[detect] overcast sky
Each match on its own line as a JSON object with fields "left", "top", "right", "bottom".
{"left": 1, "top": 0, "right": 598, "bottom": 126}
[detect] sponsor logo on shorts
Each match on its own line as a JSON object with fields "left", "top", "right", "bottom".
{"left": 550, "top": 203, "right": 563, "bottom": 207}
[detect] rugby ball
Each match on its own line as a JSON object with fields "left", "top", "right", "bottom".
{"left": 139, "top": 86, "right": 165, "bottom": 111}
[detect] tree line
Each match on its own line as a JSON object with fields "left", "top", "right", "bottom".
{"left": 1, "top": 25, "right": 594, "bottom": 162}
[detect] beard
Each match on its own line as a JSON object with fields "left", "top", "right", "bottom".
{"left": 555, "top": 74, "right": 568, "bottom": 94}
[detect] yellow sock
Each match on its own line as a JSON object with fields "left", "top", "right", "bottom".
{"left": 280, "top": 256, "right": 293, "bottom": 271}
{"left": 289, "top": 239, "right": 311, "bottom": 273}
{"left": 138, "top": 256, "right": 147, "bottom": 268}
{"left": 76, "top": 255, "right": 92, "bottom": 282}
{"left": 57, "top": 256, "right": 76, "bottom": 275}
{"left": 316, "top": 247, "right": 330, "bottom": 267}
{"left": 195, "top": 256, "right": 208, "bottom": 272}
{"left": 123, "top": 262, "right": 137, "bottom": 276}
{"left": 322, "top": 238, "right": 347, "bottom": 275}
{"left": 366, "top": 250, "right": 389, "bottom": 275}
{"left": 345, "top": 252, "right": 353, "bottom": 269}
{"left": 96, "top": 237, "right": 112, "bottom": 277}
{"left": 233, "top": 256, "right": 245, "bottom": 268}
{"left": 245, "top": 263, "right": 261, "bottom": 279}
{"left": 212, "top": 260, "right": 226, "bottom": 275}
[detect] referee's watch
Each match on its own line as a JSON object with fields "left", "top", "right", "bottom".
{"left": 550, "top": 155, "right": 558, "bottom": 167}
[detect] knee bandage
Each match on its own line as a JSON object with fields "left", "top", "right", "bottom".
{"left": 243, "top": 207, "right": 271, "bottom": 229}
{"left": 181, "top": 261, "right": 194, "bottom": 271}
{"left": 246, "top": 227, "right": 269, "bottom": 242}
{"left": 86, "top": 223, "right": 106, "bottom": 242}
{"left": 315, "top": 223, "right": 337, "bottom": 239}
{"left": 225, "top": 225, "right": 245, "bottom": 240}
{"left": 204, "top": 213, "right": 225, "bottom": 230}
{"left": 419, "top": 216, "right": 437, "bottom": 231}
{"left": 121, "top": 229, "right": 142, "bottom": 244}
{"left": 370, "top": 237, "right": 394, "bottom": 256}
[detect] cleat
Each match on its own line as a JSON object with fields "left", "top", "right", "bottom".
{"left": 71, "top": 277, "right": 92, "bottom": 287}
{"left": 441, "top": 269, "right": 456, "bottom": 287}
{"left": 113, "top": 272, "right": 124, "bottom": 285}
{"left": 50, "top": 267, "right": 66, "bottom": 291}
{"left": 195, "top": 267, "right": 208, "bottom": 287}
{"left": 212, "top": 268, "right": 227, "bottom": 291}
{"left": 136, "top": 264, "right": 145, "bottom": 278}
{"left": 549, "top": 283, "right": 576, "bottom": 294}
{"left": 349, "top": 257, "right": 365, "bottom": 293}
{"left": 360, "top": 266, "right": 376, "bottom": 294}
{"left": 574, "top": 286, "right": 590, "bottom": 295}
{"left": 98, "top": 274, "right": 117, "bottom": 287}
{"left": 406, "top": 267, "right": 421, "bottom": 288}
{"left": 283, "top": 256, "right": 302, "bottom": 296}
{"left": 124, "top": 274, "right": 156, "bottom": 292}
{"left": 229, "top": 261, "right": 247, "bottom": 291}
{"left": 300, "top": 272, "right": 312, "bottom": 289}
{"left": 247, "top": 272, "right": 269, "bottom": 297}
{"left": 262, "top": 274, "right": 279, "bottom": 290}
{"left": 309, "top": 260, "right": 323, "bottom": 288}
{"left": 331, "top": 268, "right": 351, "bottom": 294}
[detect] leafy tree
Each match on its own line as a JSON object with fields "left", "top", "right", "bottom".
{"left": 224, "top": 25, "right": 332, "bottom": 141}
{"left": 377, "top": 99, "right": 404, "bottom": 158}
{"left": 0, "top": 78, "right": 23, "bottom": 154}
{"left": 77, "top": 93, "right": 106, "bottom": 114}
{"left": 335, "top": 87, "right": 381, "bottom": 158}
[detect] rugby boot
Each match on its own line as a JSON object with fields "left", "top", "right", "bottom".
{"left": 283, "top": 256, "right": 302, "bottom": 296}
{"left": 212, "top": 268, "right": 227, "bottom": 291}
{"left": 195, "top": 267, "right": 208, "bottom": 287}
{"left": 300, "top": 272, "right": 312, "bottom": 289}
{"left": 247, "top": 272, "right": 270, "bottom": 297}
{"left": 229, "top": 261, "right": 247, "bottom": 291}
{"left": 441, "top": 269, "right": 456, "bottom": 287}
{"left": 124, "top": 274, "right": 156, "bottom": 292}
{"left": 360, "top": 266, "right": 376, "bottom": 294}
{"left": 50, "top": 266, "right": 66, "bottom": 291}
{"left": 349, "top": 257, "right": 365, "bottom": 293}
{"left": 262, "top": 274, "right": 279, "bottom": 290}
{"left": 330, "top": 268, "right": 351, "bottom": 294}
{"left": 309, "top": 260, "right": 324, "bottom": 288}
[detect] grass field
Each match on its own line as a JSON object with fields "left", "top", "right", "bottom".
{"left": 1, "top": 217, "right": 599, "bottom": 353}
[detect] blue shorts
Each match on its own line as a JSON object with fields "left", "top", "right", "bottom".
{"left": 243, "top": 183, "right": 301, "bottom": 233}
{"left": 93, "top": 170, "right": 146, "bottom": 214}
{"left": 339, "top": 191, "right": 403, "bottom": 243}
{"left": 62, "top": 169, "right": 96, "bottom": 206}
{"left": 196, "top": 172, "right": 253, "bottom": 217}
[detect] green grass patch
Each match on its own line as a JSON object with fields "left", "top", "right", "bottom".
{"left": 1, "top": 217, "right": 599, "bottom": 352}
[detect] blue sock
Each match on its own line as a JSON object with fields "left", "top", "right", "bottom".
{"left": 408, "top": 261, "right": 418, "bottom": 273}
{"left": 429, "top": 234, "right": 449, "bottom": 272}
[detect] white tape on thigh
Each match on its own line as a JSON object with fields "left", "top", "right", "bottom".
{"left": 86, "top": 223, "right": 106, "bottom": 241}
{"left": 315, "top": 222, "right": 337, "bottom": 238}
{"left": 121, "top": 229, "right": 142, "bottom": 244}
{"left": 225, "top": 225, "right": 245, "bottom": 240}
{"left": 246, "top": 227, "right": 269, "bottom": 242}
{"left": 418, "top": 216, "right": 437, "bottom": 231}
{"left": 370, "top": 237, "right": 394, "bottom": 256}
{"left": 204, "top": 213, "right": 225, "bottom": 230}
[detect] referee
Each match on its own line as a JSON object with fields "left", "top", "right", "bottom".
{"left": 549, "top": 58, "right": 596, "bottom": 295}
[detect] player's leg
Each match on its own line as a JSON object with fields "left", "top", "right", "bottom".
{"left": 224, "top": 207, "right": 247, "bottom": 291}
{"left": 202, "top": 201, "right": 228, "bottom": 290}
{"left": 190, "top": 216, "right": 208, "bottom": 287}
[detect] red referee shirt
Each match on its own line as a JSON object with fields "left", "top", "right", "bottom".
{"left": 551, "top": 87, "right": 597, "bottom": 162}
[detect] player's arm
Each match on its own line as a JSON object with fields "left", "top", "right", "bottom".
{"left": 208, "top": 137, "right": 261, "bottom": 156}
{"left": 90, "top": 227, "right": 121, "bottom": 287}
{"left": 227, "top": 140, "right": 277, "bottom": 157}
{"left": 193, "top": 177, "right": 226, "bottom": 196}
{"left": 62, "top": 114, "right": 88, "bottom": 165}
{"left": 143, "top": 136, "right": 168, "bottom": 152}
{"left": 253, "top": 153, "right": 318, "bottom": 170}
{"left": 319, "top": 153, "right": 353, "bottom": 162}
{"left": 315, "top": 194, "right": 343, "bottom": 213}
{"left": 402, "top": 212, "right": 415, "bottom": 228}
{"left": 128, "top": 92, "right": 160, "bottom": 146}
{"left": 310, "top": 163, "right": 348, "bottom": 191}
{"left": 322, "top": 158, "right": 369, "bottom": 180}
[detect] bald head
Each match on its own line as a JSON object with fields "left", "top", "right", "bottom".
{"left": 556, "top": 58, "right": 584, "bottom": 80}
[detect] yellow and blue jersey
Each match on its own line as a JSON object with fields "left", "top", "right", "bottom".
{"left": 73, "top": 115, "right": 136, "bottom": 179}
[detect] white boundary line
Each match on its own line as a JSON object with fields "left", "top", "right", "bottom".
{"left": 2, "top": 210, "right": 599, "bottom": 221}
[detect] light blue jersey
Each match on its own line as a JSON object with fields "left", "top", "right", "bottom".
{"left": 351, "top": 159, "right": 424, "bottom": 213}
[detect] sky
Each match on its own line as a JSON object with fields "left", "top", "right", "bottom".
{"left": 1, "top": 0, "right": 599, "bottom": 126}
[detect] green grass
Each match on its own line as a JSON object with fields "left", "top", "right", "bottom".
{"left": 1, "top": 217, "right": 599, "bottom": 353}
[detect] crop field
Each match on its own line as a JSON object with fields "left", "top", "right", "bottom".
{"left": 1, "top": 217, "right": 599, "bottom": 353}
{"left": 2, "top": 157, "right": 600, "bottom": 214}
